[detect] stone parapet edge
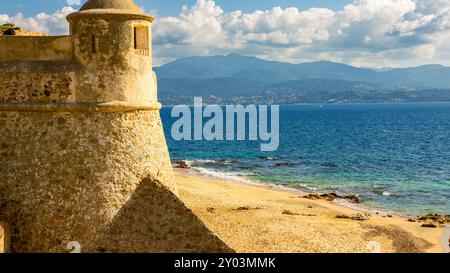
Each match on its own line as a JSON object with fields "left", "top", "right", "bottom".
{"left": 0, "top": 101, "right": 162, "bottom": 112}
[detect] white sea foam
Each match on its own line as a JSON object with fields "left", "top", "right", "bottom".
{"left": 192, "top": 167, "right": 259, "bottom": 185}
{"left": 189, "top": 167, "right": 401, "bottom": 217}
{"left": 299, "top": 183, "right": 318, "bottom": 191}
{"left": 190, "top": 159, "right": 217, "bottom": 164}
{"left": 258, "top": 156, "right": 278, "bottom": 160}
{"left": 183, "top": 159, "right": 217, "bottom": 168}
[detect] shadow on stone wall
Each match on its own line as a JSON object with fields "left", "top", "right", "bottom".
{"left": 92, "top": 178, "right": 233, "bottom": 253}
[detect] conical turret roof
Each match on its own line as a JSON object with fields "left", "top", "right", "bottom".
{"left": 67, "top": 0, "right": 153, "bottom": 21}
{"left": 80, "top": 0, "right": 142, "bottom": 13}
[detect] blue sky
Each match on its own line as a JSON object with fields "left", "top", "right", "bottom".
{"left": 1, "top": 0, "right": 355, "bottom": 17}
{"left": 1, "top": 0, "right": 450, "bottom": 68}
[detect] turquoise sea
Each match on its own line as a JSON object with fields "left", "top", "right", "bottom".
{"left": 161, "top": 103, "right": 450, "bottom": 216}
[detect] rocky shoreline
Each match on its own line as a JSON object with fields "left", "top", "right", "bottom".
{"left": 174, "top": 168, "right": 447, "bottom": 253}
{"left": 172, "top": 160, "right": 450, "bottom": 230}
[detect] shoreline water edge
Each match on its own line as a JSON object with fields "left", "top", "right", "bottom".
{"left": 173, "top": 164, "right": 450, "bottom": 253}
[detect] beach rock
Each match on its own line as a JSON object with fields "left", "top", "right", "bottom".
{"left": 302, "top": 193, "right": 322, "bottom": 200}
{"left": 173, "top": 160, "right": 190, "bottom": 169}
{"left": 233, "top": 206, "right": 260, "bottom": 211}
{"left": 344, "top": 195, "right": 362, "bottom": 203}
{"left": 207, "top": 207, "right": 216, "bottom": 213}
{"left": 320, "top": 193, "right": 339, "bottom": 201}
{"left": 407, "top": 218, "right": 416, "bottom": 222}
{"left": 282, "top": 210, "right": 317, "bottom": 217}
{"left": 351, "top": 213, "right": 370, "bottom": 221}
{"left": 417, "top": 213, "right": 450, "bottom": 224}
{"left": 282, "top": 210, "right": 299, "bottom": 216}
{"left": 421, "top": 223, "right": 438, "bottom": 228}
{"left": 336, "top": 214, "right": 352, "bottom": 219}
{"left": 302, "top": 192, "right": 361, "bottom": 203}
{"left": 336, "top": 213, "right": 369, "bottom": 221}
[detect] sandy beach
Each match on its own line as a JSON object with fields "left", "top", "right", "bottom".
{"left": 175, "top": 169, "right": 448, "bottom": 253}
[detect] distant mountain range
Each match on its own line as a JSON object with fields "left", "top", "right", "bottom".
{"left": 155, "top": 54, "right": 450, "bottom": 105}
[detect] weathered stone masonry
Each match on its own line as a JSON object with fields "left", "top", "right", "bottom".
{"left": 0, "top": 0, "right": 231, "bottom": 253}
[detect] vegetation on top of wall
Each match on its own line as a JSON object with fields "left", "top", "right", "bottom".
{"left": 0, "top": 23, "right": 46, "bottom": 36}
{"left": 0, "top": 24, "right": 21, "bottom": 35}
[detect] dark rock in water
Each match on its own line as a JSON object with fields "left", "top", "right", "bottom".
{"left": 238, "top": 165, "right": 254, "bottom": 170}
{"left": 319, "top": 193, "right": 339, "bottom": 201}
{"left": 344, "top": 195, "right": 362, "bottom": 203}
{"left": 274, "top": 162, "right": 289, "bottom": 167}
{"left": 173, "top": 160, "right": 190, "bottom": 169}
{"left": 321, "top": 162, "right": 338, "bottom": 168}
{"left": 302, "top": 192, "right": 361, "bottom": 203}
{"left": 421, "top": 223, "right": 438, "bottom": 228}
{"left": 336, "top": 213, "right": 369, "bottom": 221}
{"left": 257, "top": 156, "right": 277, "bottom": 160}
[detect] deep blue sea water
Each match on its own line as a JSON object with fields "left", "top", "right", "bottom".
{"left": 161, "top": 103, "right": 450, "bottom": 216}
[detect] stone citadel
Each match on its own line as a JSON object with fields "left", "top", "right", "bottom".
{"left": 0, "top": 0, "right": 231, "bottom": 253}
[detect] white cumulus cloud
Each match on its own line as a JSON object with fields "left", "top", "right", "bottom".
{"left": 2, "top": 0, "right": 450, "bottom": 67}
{"left": 0, "top": 7, "right": 76, "bottom": 35}
{"left": 152, "top": 0, "right": 450, "bottom": 67}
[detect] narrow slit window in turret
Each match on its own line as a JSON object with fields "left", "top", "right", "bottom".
{"left": 91, "top": 35, "right": 96, "bottom": 54}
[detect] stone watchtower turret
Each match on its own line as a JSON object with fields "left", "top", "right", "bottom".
{"left": 0, "top": 0, "right": 230, "bottom": 253}
{"left": 67, "top": 0, "right": 158, "bottom": 105}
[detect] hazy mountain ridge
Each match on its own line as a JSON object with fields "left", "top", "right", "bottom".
{"left": 155, "top": 54, "right": 450, "bottom": 104}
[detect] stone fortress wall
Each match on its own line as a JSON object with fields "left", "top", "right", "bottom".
{"left": 0, "top": 36, "right": 72, "bottom": 62}
{"left": 0, "top": 0, "right": 232, "bottom": 253}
